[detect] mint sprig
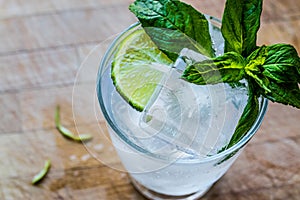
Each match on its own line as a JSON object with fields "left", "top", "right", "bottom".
{"left": 183, "top": 43, "right": 300, "bottom": 109}
{"left": 129, "top": 0, "right": 300, "bottom": 154}
{"left": 183, "top": 0, "right": 300, "bottom": 153}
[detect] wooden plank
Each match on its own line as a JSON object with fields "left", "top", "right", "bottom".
{"left": 212, "top": 137, "right": 300, "bottom": 195}
{"left": 184, "top": 0, "right": 300, "bottom": 22}
{"left": 0, "top": 93, "right": 22, "bottom": 133}
{"left": 205, "top": 183, "right": 300, "bottom": 200}
{"left": 252, "top": 103, "right": 300, "bottom": 144}
{"left": 18, "top": 83, "right": 104, "bottom": 132}
{"left": 258, "top": 18, "right": 300, "bottom": 52}
{"left": 0, "top": 0, "right": 133, "bottom": 19}
{"left": 0, "top": 165, "right": 142, "bottom": 200}
{"left": 262, "top": 0, "right": 300, "bottom": 22}
{"left": 2, "top": 0, "right": 300, "bottom": 22}
{"left": 0, "top": 183, "right": 4, "bottom": 200}
{"left": 0, "top": 47, "right": 78, "bottom": 93}
{"left": 0, "top": 6, "right": 136, "bottom": 54}
{"left": 0, "top": 122, "right": 123, "bottom": 179}
{"left": 18, "top": 85, "right": 74, "bottom": 132}
{"left": 0, "top": 178, "right": 71, "bottom": 200}
{"left": 201, "top": 137, "right": 300, "bottom": 199}
{"left": 0, "top": 38, "right": 112, "bottom": 94}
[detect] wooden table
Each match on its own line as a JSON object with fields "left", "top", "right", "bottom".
{"left": 0, "top": 0, "right": 299, "bottom": 199}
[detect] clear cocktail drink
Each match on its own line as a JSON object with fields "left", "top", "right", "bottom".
{"left": 97, "top": 18, "right": 268, "bottom": 199}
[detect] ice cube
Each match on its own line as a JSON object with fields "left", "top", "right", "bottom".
{"left": 138, "top": 69, "right": 222, "bottom": 156}
{"left": 138, "top": 50, "right": 249, "bottom": 158}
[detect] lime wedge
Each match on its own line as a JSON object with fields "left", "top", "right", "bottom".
{"left": 111, "top": 28, "right": 173, "bottom": 111}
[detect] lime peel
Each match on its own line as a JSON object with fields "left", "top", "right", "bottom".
{"left": 32, "top": 159, "right": 51, "bottom": 185}
{"left": 55, "top": 105, "right": 93, "bottom": 142}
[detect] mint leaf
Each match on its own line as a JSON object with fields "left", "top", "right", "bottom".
{"left": 263, "top": 81, "right": 300, "bottom": 108}
{"left": 129, "top": 0, "right": 215, "bottom": 61}
{"left": 262, "top": 44, "right": 300, "bottom": 83}
{"left": 245, "top": 44, "right": 300, "bottom": 108}
{"left": 221, "top": 0, "right": 263, "bottom": 56}
{"left": 182, "top": 52, "right": 246, "bottom": 85}
{"left": 226, "top": 81, "right": 260, "bottom": 149}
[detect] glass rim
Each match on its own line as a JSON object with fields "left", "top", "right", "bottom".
{"left": 97, "top": 18, "right": 269, "bottom": 164}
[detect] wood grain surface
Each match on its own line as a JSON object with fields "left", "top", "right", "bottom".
{"left": 0, "top": 0, "right": 299, "bottom": 199}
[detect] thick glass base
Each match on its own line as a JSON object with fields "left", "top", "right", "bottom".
{"left": 130, "top": 178, "right": 211, "bottom": 200}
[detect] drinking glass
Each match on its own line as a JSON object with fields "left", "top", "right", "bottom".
{"left": 97, "top": 17, "right": 268, "bottom": 199}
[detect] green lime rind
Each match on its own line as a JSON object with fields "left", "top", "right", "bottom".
{"left": 111, "top": 29, "right": 173, "bottom": 111}
{"left": 32, "top": 159, "right": 51, "bottom": 185}
{"left": 55, "top": 105, "right": 93, "bottom": 142}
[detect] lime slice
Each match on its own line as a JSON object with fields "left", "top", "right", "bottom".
{"left": 111, "top": 28, "right": 173, "bottom": 111}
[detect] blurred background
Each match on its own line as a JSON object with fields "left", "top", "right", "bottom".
{"left": 0, "top": 0, "right": 299, "bottom": 199}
